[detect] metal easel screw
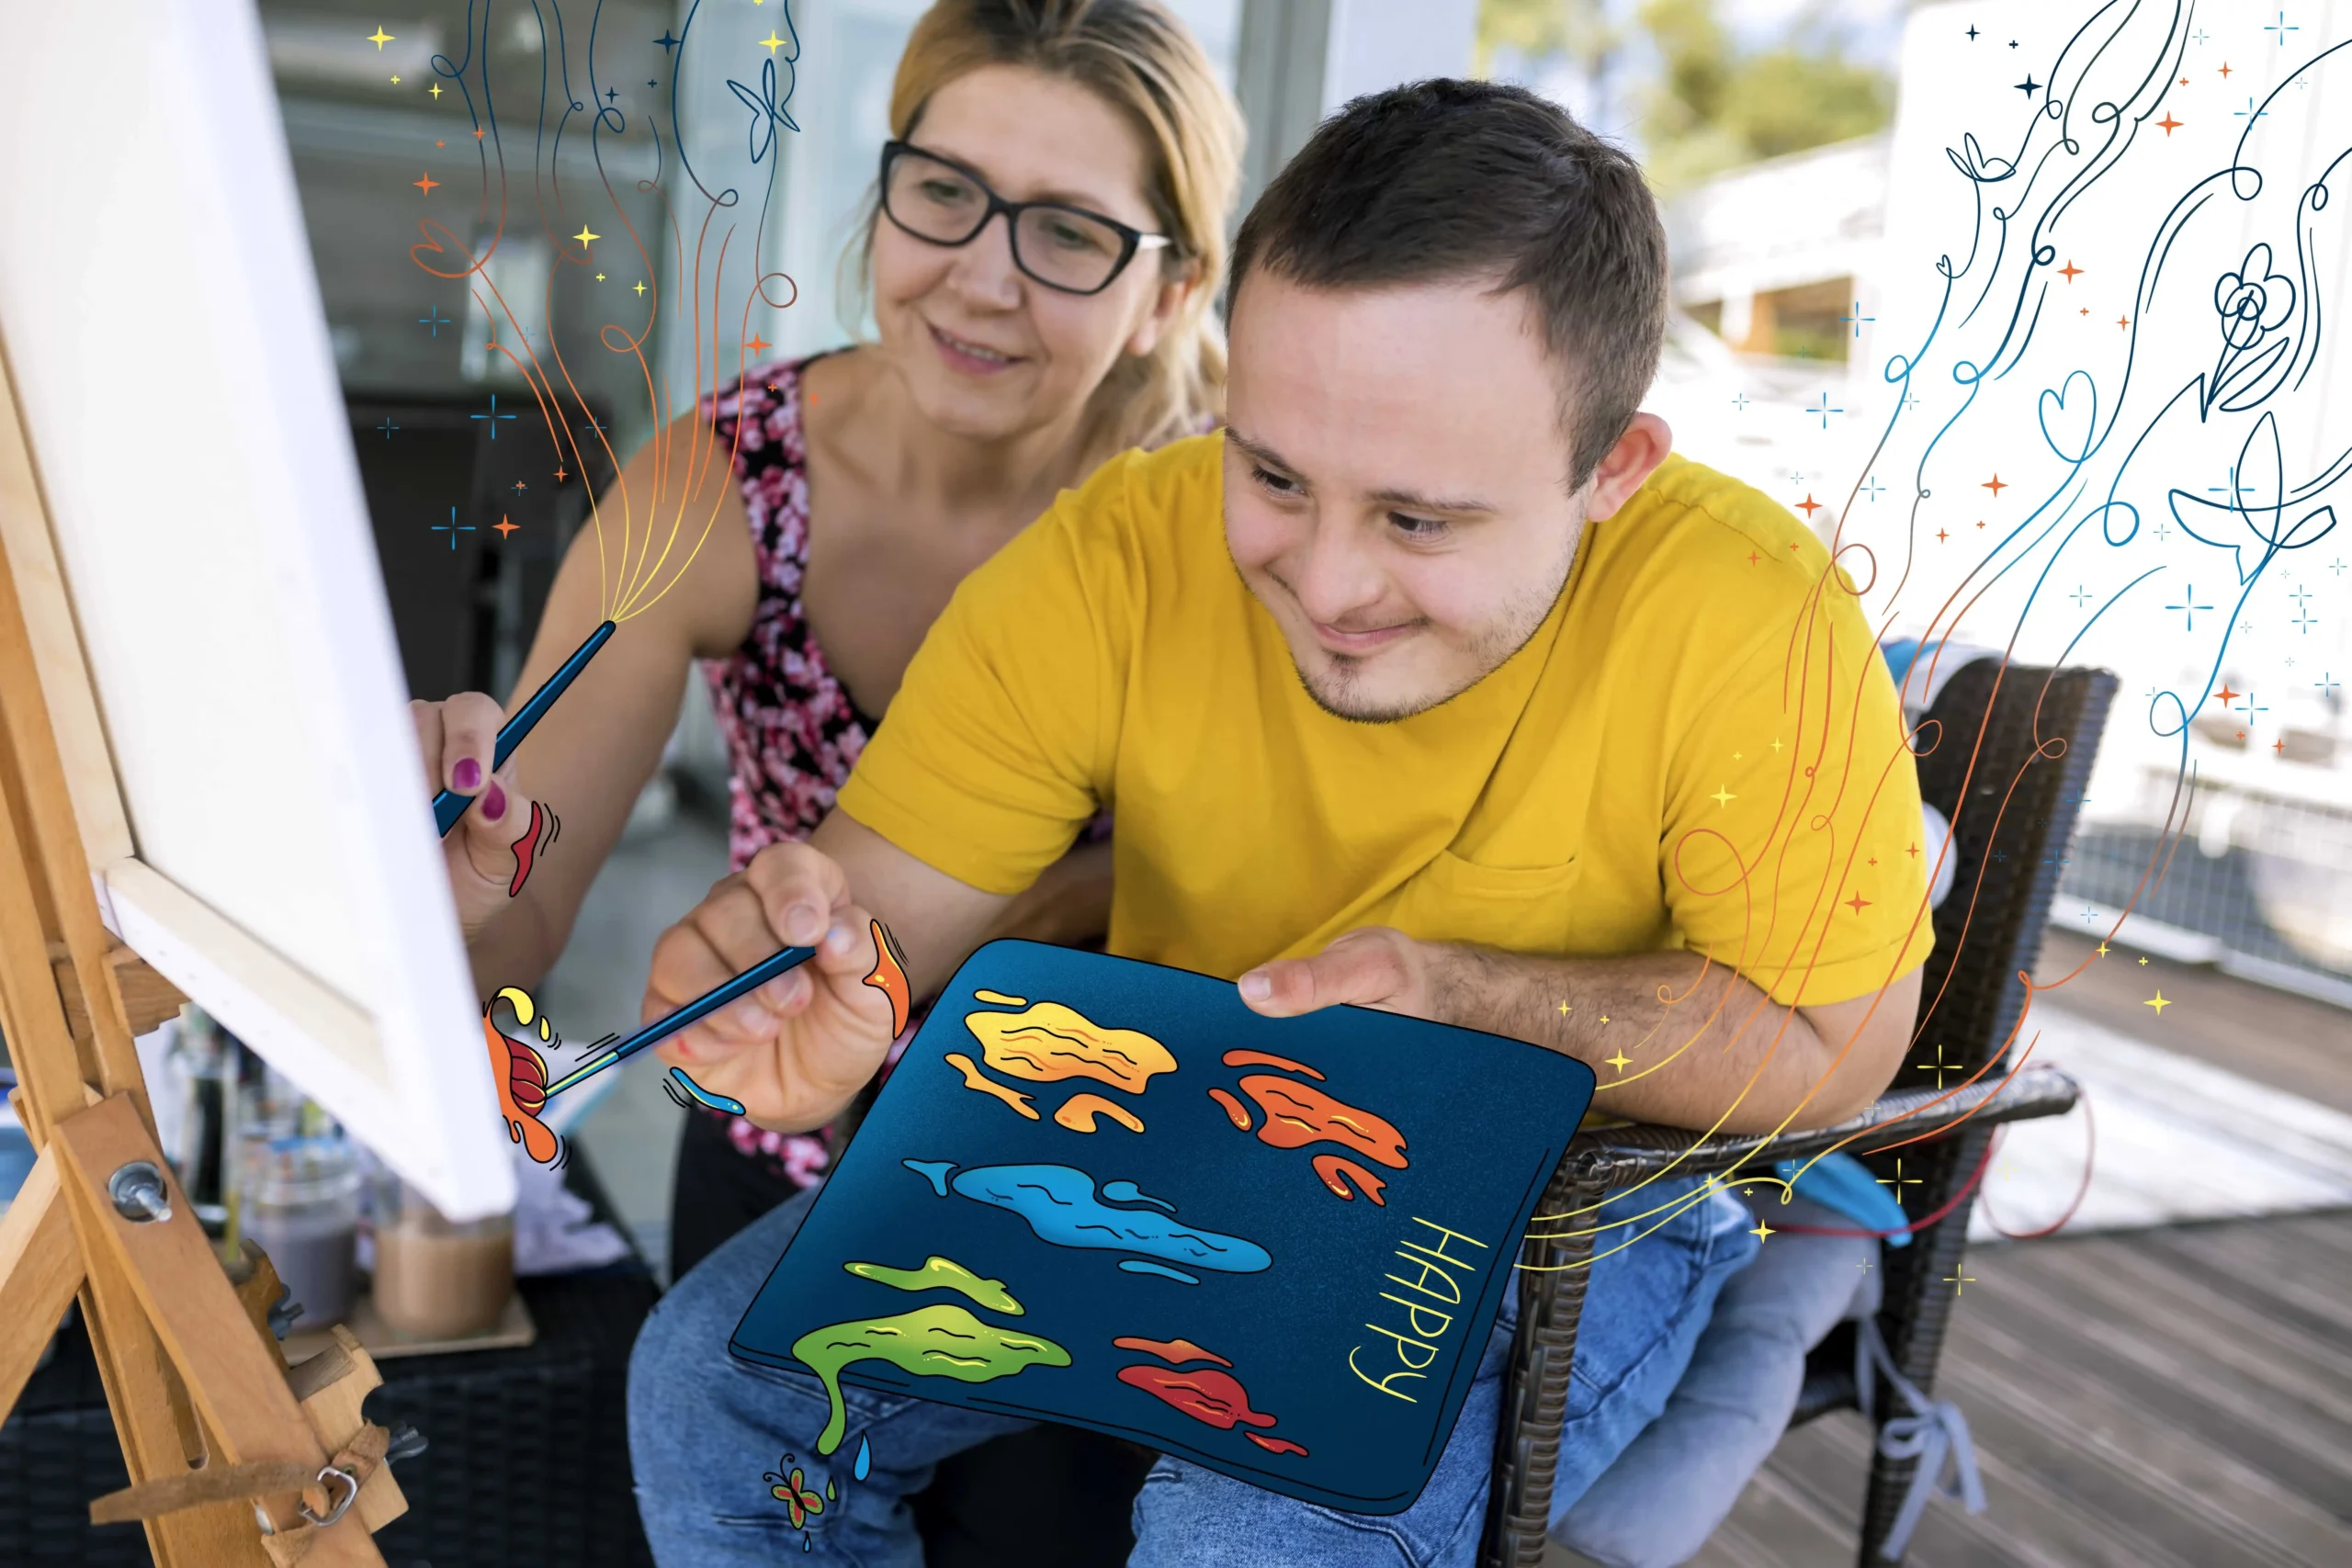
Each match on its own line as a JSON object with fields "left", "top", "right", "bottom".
{"left": 107, "top": 1161, "right": 172, "bottom": 1223}
{"left": 266, "top": 1286, "right": 304, "bottom": 1339}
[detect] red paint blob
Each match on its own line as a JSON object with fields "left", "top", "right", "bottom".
{"left": 1113, "top": 1336, "right": 1232, "bottom": 1368}
{"left": 1238, "top": 1076, "right": 1408, "bottom": 1168}
{"left": 1245, "top": 1432, "right": 1310, "bottom": 1457}
{"left": 1206, "top": 1087, "right": 1252, "bottom": 1131}
{"left": 1116, "top": 1365, "right": 1277, "bottom": 1430}
{"left": 1311, "top": 1154, "right": 1388, "bottom": 1205}
{"left": 1220, "top": 1048, "right": 1325, "bottom": 1080}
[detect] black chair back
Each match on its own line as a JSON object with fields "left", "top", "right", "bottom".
{"left": 1814, "top": 658, "right": 2117, "bottom": 1560}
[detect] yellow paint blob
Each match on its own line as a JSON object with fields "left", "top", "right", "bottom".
{"left": 944, "top": 1052, "right": 1039, "bottom": 1119}
{"left": 962, "top": 1000, "right": 1174, "bottom": 1094}
{"left": 1053, "top": 1093, "right": 1146, "bottom": 1134}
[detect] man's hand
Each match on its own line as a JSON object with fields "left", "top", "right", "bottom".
{"left": 643, "top": 839, "right": 899, "bottom": 1134}
{"left": 1236, "top": 926, "right": 1443, "bottom": 1021}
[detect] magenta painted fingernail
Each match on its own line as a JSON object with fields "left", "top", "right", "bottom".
{"left": 453, "top": 757, "right": 481, "bottom": 791}
{"left": 482, "top": 782, "right": 507, "bottom": 822}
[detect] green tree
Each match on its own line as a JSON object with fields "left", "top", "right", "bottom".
{"left": 1476, "top": 0, "right": 1624, "bottom": 102}
{"left": 1478, "top": 0, "right": 1894, "bottom": 198}
{"left": 1636, "top": 0, "right": 1893, "bottom": 196}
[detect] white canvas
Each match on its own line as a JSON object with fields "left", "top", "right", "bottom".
{"left": 0, "top": 1, "right": 513, "bottom": 1221}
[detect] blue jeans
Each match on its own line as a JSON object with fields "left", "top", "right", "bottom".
{"left": 1553, "top": 1193, "right": 1881, "bottom": 1567}
{"left": 628, "top": 1174, "right": 1758, "bottom": 1567}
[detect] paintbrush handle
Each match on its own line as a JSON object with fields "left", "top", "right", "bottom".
{"left": 432, "top": 619, "right": 617, "bottom": 837}
{"left": 540, "top": 943, "right": 820, "bottom": 1100}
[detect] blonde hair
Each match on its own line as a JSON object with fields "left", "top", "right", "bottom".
{"left": 846, "top": 0, "right": 1242, "bottom": 467}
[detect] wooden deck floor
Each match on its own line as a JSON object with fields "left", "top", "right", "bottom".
{"left": 1552, "top": 1206, "right": 2352, "bottom": 1567}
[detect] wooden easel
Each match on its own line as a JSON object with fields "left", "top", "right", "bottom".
{"left": 0, "top": 352, "right": 404, "bottom": 1561}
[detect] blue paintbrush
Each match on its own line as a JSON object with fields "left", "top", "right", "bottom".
{"left": 431, "top": 619, "right": 616, "bottom": 836}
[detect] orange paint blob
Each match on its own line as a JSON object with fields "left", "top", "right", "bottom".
{"left": 863, "top": 919, "right": 912, "bottom": 1036}
{"left": 1220, "top": 1048, "right": 1325, "bottom": 1080}
{"left": 1311, "top": 1154, "right": 1388, "bottom": 1205}
{"left": 944, "top": 1052, "right": 1039, "bottom": 1120}
{"left": 1113, "top": 1336, "right": 1232, "bottom": 1368}
{"left": 1238, "top": 1075, "right": 1408, "bottom": 1169}
{"left": 1245, "top": 1432, "right": 1310, "bottom": 1457}
{"left": 1206, "top": 1087, "right": 1253, "bottom": 1131}
{"left": 1053, "top": 1092, "right": 1145, "bottom": 1134}
{"left": 481, "top": 1014, "right": 560, "bottom": 1165}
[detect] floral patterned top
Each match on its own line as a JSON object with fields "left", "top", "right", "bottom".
{"left": 696, "top": 354, "right": 1114, "bottom": 1187}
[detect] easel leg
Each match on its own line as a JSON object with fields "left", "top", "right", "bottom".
{"left": 0, "top": 1145, "right": 81, "bottom": 1416}
{"left": 54, "top": 1094, "right": 385, "bottom": 1565}
{"left": 68, "top": 1174, "right": 264, "bottom": 1565}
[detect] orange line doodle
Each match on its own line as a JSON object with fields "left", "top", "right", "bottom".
{"left": 1311, "top": 1154, "right": 1388, "bottom": 1205}
{"left": 1220, "top": 1048, "right": 1325, "bottom": 1080}
{"left": 1206, "top": 1087, "right": 1253, "bottom": 1131}
{"left": 482, "top": 1004, "right": 559, "bottom": 1165}
{"left": 1053, "top": 1093, "right": 1146, "bottom": 1134}
{"left": 944, "top": 1052, "right": 1038, "bottom": 1120}
{"left": 863, "top": 919, "right": 911, "bottom": 1036}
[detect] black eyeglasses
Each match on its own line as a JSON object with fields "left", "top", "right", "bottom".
{"left": 879, "top": 140, "right": 1172, "bottom": 297}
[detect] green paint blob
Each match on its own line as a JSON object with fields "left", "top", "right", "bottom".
{"left": 843, "top": 1256, "right": 1023, "bottom": 1314}
{"left": 791, "top": 1305, "right": 1071, "bottom": 1455}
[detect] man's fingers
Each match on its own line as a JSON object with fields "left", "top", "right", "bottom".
{"left": 644, "top": 918, "right": 782, "bottom": 1068}
{"left": 743, "top": 840, "right": 851, "bottom": 948}
{"left": 1238, "top": 931, "right": 1407, "bottom": 1017}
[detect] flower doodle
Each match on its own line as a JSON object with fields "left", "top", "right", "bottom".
{"left": 2213, "top": 243, "right": 2295, "bottom": 352}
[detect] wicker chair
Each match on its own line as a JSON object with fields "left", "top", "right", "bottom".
{"left": 1478, "top": 658, "right": 2120, "bottom": 1568}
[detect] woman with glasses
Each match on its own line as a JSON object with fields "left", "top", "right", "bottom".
{"left": 412, "top": 0, "right": 1238, "bottom": 1277}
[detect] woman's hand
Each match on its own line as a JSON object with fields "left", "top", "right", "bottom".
{"left": 641, "top": 839, "right": 901, "bottom": 1133}
{"left": 412, "top": 693, "right": 538, "bottom": 938}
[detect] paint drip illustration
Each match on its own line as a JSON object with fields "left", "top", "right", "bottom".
{"left": 901, "top": 1160, "right": 1272, "bottom": 1285}
{"left": 789, "top": 1255, "right": 1068, "bottom": 1455}
{"left": 1206, "top": 1050, "right": 1409, "bottom": 1204}
{"left": 1112, "top": 1336, "right": 1309, "bottom": 1458}
{"left": 944, "top": 990, "right": 1173, "bottom": 1133}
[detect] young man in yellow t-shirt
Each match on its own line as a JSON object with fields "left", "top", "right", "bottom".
{"left": 628, "top": 80, "right": 1930, "bottom": 1566}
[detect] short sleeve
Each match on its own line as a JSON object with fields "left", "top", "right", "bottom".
{"left": 831, "top": 454, "right": 1142, "bottom": 895}
{"left": 1660, "top": 584, "right": 1935, "bottom": 1008}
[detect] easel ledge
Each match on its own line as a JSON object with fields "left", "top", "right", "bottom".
{"left": 0, "top": 343, "right": 404, "bottom": 1561}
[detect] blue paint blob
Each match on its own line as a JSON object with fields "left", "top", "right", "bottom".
{"left": 1117, "top": 1258, "right": 1201, "bottom": 1284}
{"left": 853, "top": 1432, "right": 872, "bottom": 1481}
{"left": 902, "top": 1159, "right": 956, "bottom": 1197}
{"left": 935, "top": 1164, "right": 1272, "bottom": 1274}
{"left": 667, "top": 1066, "right": 746, "bottom": 1116}
{"left": 1101, "top": 1179, "right": 1175, "bottom": 1213}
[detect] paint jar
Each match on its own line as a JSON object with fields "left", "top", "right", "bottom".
{"left": 371, "top": 1176, "right": 514, "bottom": 1340}
{"left": 240, "top": 1135, "right": 360, "bottom": 1330}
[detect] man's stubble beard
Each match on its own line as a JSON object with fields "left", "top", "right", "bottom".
{"left": 1295, "top": 512, "right": 1587, "bottom": 725}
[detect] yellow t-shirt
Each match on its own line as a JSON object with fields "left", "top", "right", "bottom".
{"left": 837, "top": 434, "right": 1932, "bottom": 1008}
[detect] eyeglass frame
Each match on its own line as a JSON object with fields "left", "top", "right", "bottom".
{"left": 877, "top": 140, "right": 1174, "bottom": 297}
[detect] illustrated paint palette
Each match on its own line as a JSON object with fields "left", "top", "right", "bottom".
{"left": 729, "top": 940, "right": 1596, "bottom": 1515}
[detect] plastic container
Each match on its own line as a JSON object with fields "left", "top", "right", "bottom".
{"left": 239, "top": 1135, "right": 360, "bottom": 1330}
{"left": 370, "top": 1174, "right": 514, "bottom": 1340}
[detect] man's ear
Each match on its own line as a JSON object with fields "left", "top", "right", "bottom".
{"left": 1580, "top": 412, "right": 1674, "bottom": 522}
{"left": 1125, "top": 261, "right": 1198, "bottom": 359}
